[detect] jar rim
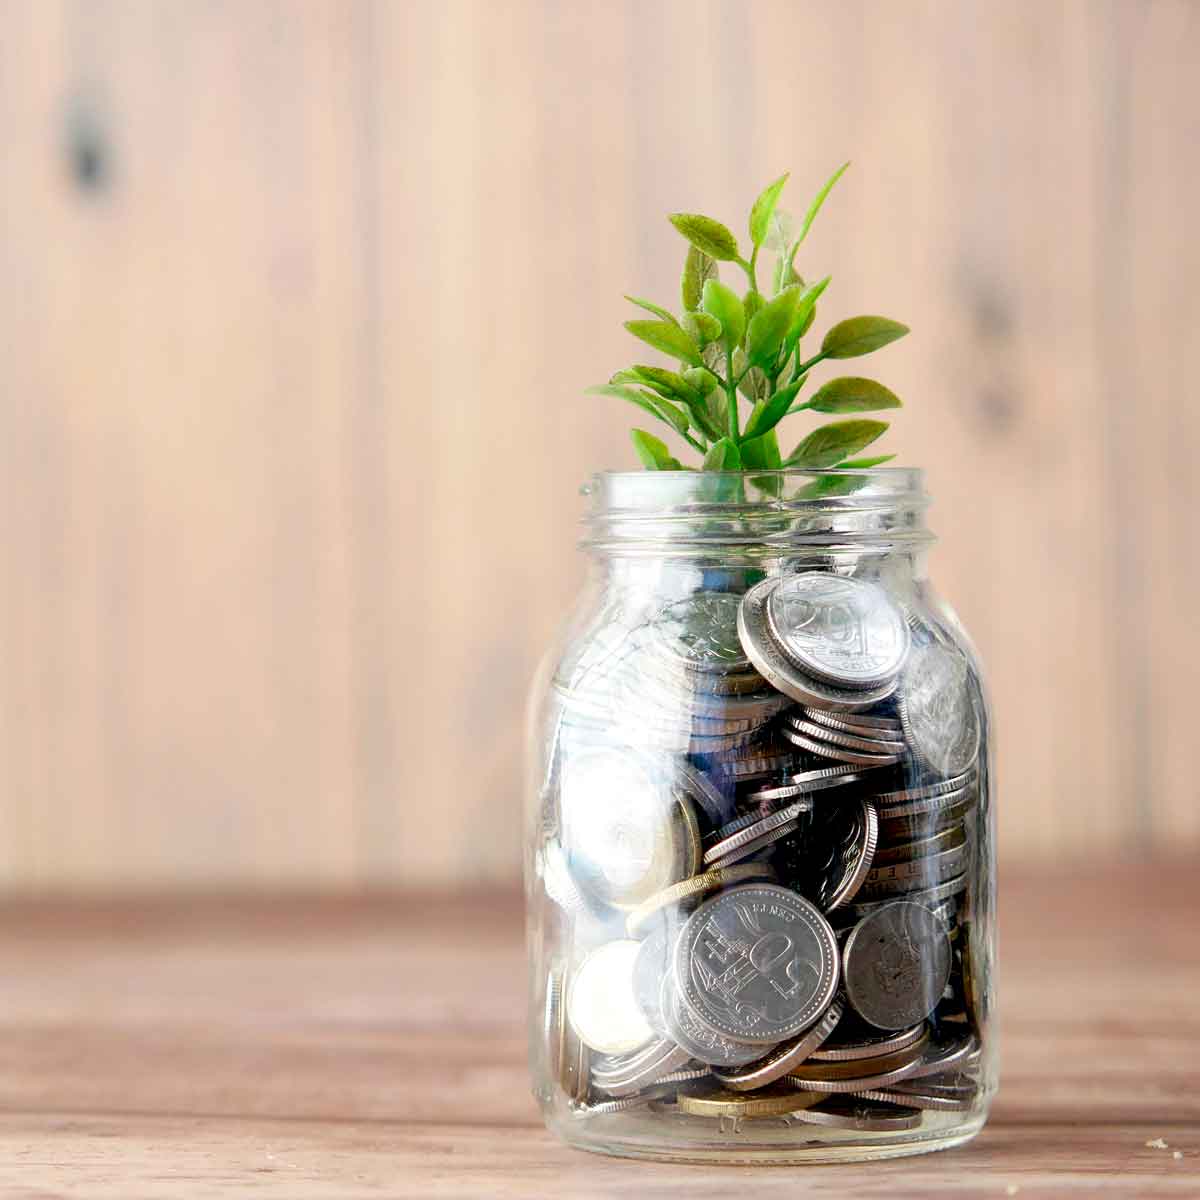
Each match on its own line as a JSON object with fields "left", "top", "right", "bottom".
{"left": 580, "top": 467, "right": 933, "bottom": 554}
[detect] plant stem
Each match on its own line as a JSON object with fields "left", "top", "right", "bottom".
{"left": 725, "top": 347, "right": 740, "bottom": 442}
{"left": 738, "top": 255, "right": 757, "bottom": 293}
{"left": 791, "top": 350, "right": 827, "bottom": 382}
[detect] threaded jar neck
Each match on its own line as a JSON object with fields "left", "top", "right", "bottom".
{"left": 580, "top": 469, "right": 934, "bottom": 560}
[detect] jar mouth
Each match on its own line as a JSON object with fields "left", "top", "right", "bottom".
{"left": 580, "top": 468, "right": 932, "bottom": 555}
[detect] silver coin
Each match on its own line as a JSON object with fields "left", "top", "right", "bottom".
{"left": 702, "top": 748, "right": 799, "bottom": 782}
{"left": 703, "top": 802, "right": 809, "bottom": 866}
{"left": 648, "top": 592, "right": 752, "bottom": 674}
{"left": 790, "top": 764, "right": 885, "bottom": 793}
{"left": 854, "top": 1086, "right": 973, "bottom": 1112}
{"left": 810, "top": 1021, "right": 926, "bottom": 1062}
{"left": 713, "top": 998, "right": 845, "bottom": 1091}
{"left": 559, "top": 747, "right": 698, "bottom": 910}
{"left": 873, "top": 771, "right": 976, "bottom": 805}
{"left": 539, "top": 841, "right": 591, "bottom": 916}
{"left": 788, "top": 1097, "right": 923, "bottom": 1130}
{"left": 785, "top": 716, "right": 907, "bottom": 755}
{"left": 781, "top": 725, "right": 905, "bottom": 767}
{"left": 744, "top": 781, "right": 810, "bottom": 806}
{"left": 660, "top": 972, "right": 765, "bottom": 1067}
{"left": 591, "top": 1039, "right": 693, "bottom": 1096}
{"left": 568, "top": 939, "right": 657, "bottom": 1055}
{"left": 847, "top": 874, "right": 969, "bottom": 919}
{"left": 876, "top": 788, "right": 976, "bottom": 825}
{"left": 906, "top": 1034, "right": 981, "bottom": 1080}
{"left": 843, "top": 901, "right": 952, "bottom": 1030}
{"left": 766, "top": 573, "right": 910, "bottom": 690}
{"left": 706, "top": 819, "right": 801, "bottom": 869}
{"left": 825, "top": 796, "right": 883, "bottom": 907}
{"left": 877, "top": 812, "right": 975, "bottom": 852}
{"left": 801, "top": 706, "right": 903, "bottom": 736}
{"left": 872, "top": 823, "right": 966, "bottom": 866}
{"left": 631, "top": 923, "right": 677, "bottom": 1036}
{"left": 860, "top": 842, "right": 969, "bottom": 894}
{"left": 898, "top": 637, "right": 981, "bottom": 777}
{"left": 738, "top": 580, "right": 899, "bottom": 711}
{"left": 675, "top": 883, "right": 840, "bottom": 1046}
{"left": 787, "top": 1054, "right": 925, "bottom": 1093}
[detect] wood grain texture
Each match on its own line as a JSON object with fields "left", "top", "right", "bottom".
{"left": 0, "top": 860, "right": 1197, "bottom": 1196}
{"left": 1, "top": 1, "right": 1198, "bottom": 888}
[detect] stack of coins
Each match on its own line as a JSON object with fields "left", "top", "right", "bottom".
{"left": 537, "top": 571, "right": 987, "bottom": 1129}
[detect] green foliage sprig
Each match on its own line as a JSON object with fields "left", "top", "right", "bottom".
{"left": 588, "top": 164, "right": 908, "bottom": 472}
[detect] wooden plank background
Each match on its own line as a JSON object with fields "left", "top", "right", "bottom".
{"left": 0, "top": 0, "right": 1197, "bottom": 891}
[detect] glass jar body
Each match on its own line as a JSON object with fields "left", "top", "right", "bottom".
{"left": 525, "top": 472, "right": 995, "bottom": 1165}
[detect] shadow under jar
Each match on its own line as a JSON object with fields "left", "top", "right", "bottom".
{"left": 525, "top": 468, "right": 995, "bottom": 1165}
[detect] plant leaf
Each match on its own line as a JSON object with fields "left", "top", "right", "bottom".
{"left": 701, "top": 279, "right": 745, "bottom": 352}
{"left": 631, "top": 428, "right": 682, "bottom": 471}
{"left": 683, "top": 367, "right": 720, "bottom": 395}
{"left": 683, "top": 310, "right": 722, "bottom": 348}
{"left": 749, "top": 173, "right": 789, "bottom": 247}
{"left": 807, "top": 376, "right": 902, "bottom": 413}
{"left": 669, "top": 212, "right": 741, "bottom": 262}
{"left": 796, "top": 472, "right": 871, "bottom": 499}
{"left": 624, "top": 319, "right": 703, "bottom": 367}
{"left": 743, "top": 379, "right": 805, "bottom": 440}
{"left": 740, "top": 429, "right": 783, "bottom": 469}
{"left": 587, "top": 384, "right": 689, "bottom": 438}
{"left": 625, "top": 295, "right": 680, "bottom": 327}
{"left": 796, "top": 161, "right": 849, "bottom": 247}
{"left": 625, "top": 365, "right": 701, "bottom": 404}
{"left": 733, "top": 349, "right": 769, "bottom": 402}
{"left": 785, "top": 419, "right": 889, "bottom": 468}
{"left": 743, "top": 289, "right": 764, "bottom": 327}
{"left": 681, "top": 246, "right": 718, "bottom": 311}
{"left": 703, "top": 437, "right": 742, "bottom": 471}
{"left": 745, "top": 286, "right": 801, "bottom": 368}
{"left": 820, "top": 316, "right": 909, "bottom": 359}
{"left": 765, "top": 208, "right": 795, "bottom": 256}
{"left": 786, "top": 276, "right": 831, "bottom": 348}
{"left": 838, "top": 453, "right": 897, "bottom": 468}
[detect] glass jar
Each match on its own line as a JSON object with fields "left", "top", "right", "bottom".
{"left": 525, "top": 468, "right": 995, "bottom": 1165}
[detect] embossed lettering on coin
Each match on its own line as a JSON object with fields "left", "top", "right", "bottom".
{"left": 767, "top": 574, "right": 910, "bottom": 689}
{"left": 675, "top": 883, "right": 839, "bottom": 1045}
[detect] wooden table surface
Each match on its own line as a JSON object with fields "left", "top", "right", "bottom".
{"left": 1, "top": 860, "right": 1197, "bottom": 1198}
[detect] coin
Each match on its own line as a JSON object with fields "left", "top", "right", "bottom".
{"left": 675, "top": 1081, "right": 827, "bottom": 1119}
{"left": 781, "top": 725, "right": 904, "bottom": 767}
{"left": 631, "top": 923, "right": 677, "bottom": 1035}
{"left": 789, "top": 1097, "right": 923, "bottom": 1130}
{"left": 567, "top": 940, "right": 656, "bottom": 1054}
{"left": 873, "top": 771, "right": 976, "bottom": 805}
{"left": 801, "top": 707, "right": 904, "bottom": 736}
{"left": 544, "top": 960, "right": 567, "bottom": 1084}
{"left": 793, "top": 797, "right": 878, "bottom": 912}
{"left": 843, "top": 901, "right": 953, "bottom": 1030}
{"left": 854, "top": 1086, "right": 973, "bottom": 1112}
{"left": 898, "top": 637, "right": 981, "bottom": 777}
{"left": 624, "top": 861, "right": 776, "bottom": 938}
{"left": 846, "top": 874, "right": 969, "bottom": 919}
{"left": 786, "top": 1032, "right": 929, "bottom": 1083}
{"left": 738, "top": 579, "right": 899, "bottom": 710}
{"left": 906, "top": 1033, "right": 981, "bottom": 1080}
{"left": 744, "top": 781, "right": 810, "bottom": 806}
{"left": 765, "top": 574, "right": 910, "bottom": 690}
{"left": 539, "top": 841, "right": 591, "bottom": 917}
{"left": 713, "top": 998, "right": 845, "bottom": 1091}
{"left": 590, "top": 1039, "right": 693, "bottom": 1096}
{"left": 675, "top": 883, "right": 840, "bottom": 1045}
{"left": 703, "top": 802, "right": 810, "bottom": 866}
{"left": 785, "top": 716, "right": 907, "bottom": 755}
{"left": 858, "top": 842, "right": 970, "bottom": 897}
{"left": 648, "top": 592, "right": 753, "bottom": 674}
{"left": 871, "top": 823, "right": 966, "bottom": 866}
{"left": 787, "top": 1052, "right": 925, "bottom": 1093}
{"left": 707, "top": 819, "right": 802, "bottom": 869}
{"left": 810, "top": 1021, "right": 926, "bottom": 1062}
{"left": 790, "top": 763, "right": 887, "bottom": 793}
{"left": 660, "top": 972, "right": 765, "bottom": 1067}
{"left": 673, "top": 761, "right": 734, "bottom": 827}
{"left": 559, "top": 747, "right": 698, "bottom": 910}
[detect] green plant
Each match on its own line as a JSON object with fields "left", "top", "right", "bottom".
{"left": 588, "top": 164, "right": 908, "bottom": 472}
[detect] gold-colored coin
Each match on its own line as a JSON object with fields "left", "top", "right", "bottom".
{"left": 787, "top": 1031, "right": 929, "bottom": 1083}
{"left": 624, "top": 861, "right": 774, "bottom": 937}
{"left": 675, "top": 1081, "right": 827, "bottom": 1119}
